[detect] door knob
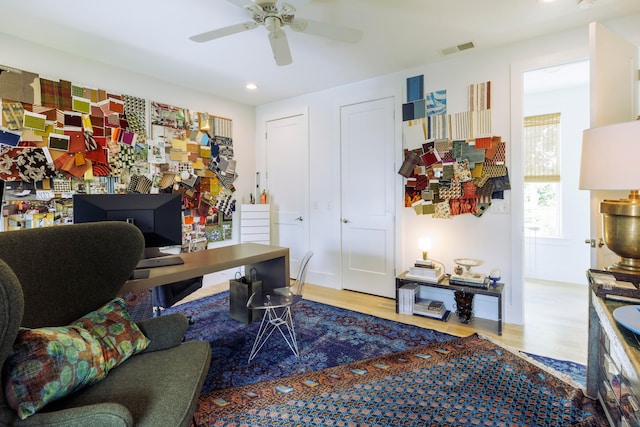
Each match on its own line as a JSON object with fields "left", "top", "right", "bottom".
{"left": 295, "top": 216, "right": 303, "bottom": 221}
{"left": 342, "top": 218, "right": 350, "bottom": 223}
{"left": 584, "top": 238, "right": 605, "bottom": 248}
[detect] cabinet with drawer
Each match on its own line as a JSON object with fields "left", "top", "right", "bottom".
{"left": 240, "top": 204, "right": 270, "bottom": 245}
{"left": 587, "top": 272, "right": 640, "bottom": 426}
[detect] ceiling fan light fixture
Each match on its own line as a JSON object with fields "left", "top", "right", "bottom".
{"left": 264, "top": 16, "right": 282, "bottom": 33}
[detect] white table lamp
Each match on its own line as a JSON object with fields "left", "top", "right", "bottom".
{"left": 418, "top": 237, "right": 432, "bottom": 261}
{"left": 579, "top": 119, "right": 640, "bottom": 273}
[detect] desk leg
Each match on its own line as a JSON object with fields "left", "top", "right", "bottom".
{"left": 497, "top": 293, "right": 503, "bottom": 336}
{"left": 247, "top": 254, "right": 290, "bottom": 292}
{"left": 395, "top": 277, "right": 401, "bottom": 313}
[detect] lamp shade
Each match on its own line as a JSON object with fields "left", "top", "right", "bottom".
{"left": 418, "top": 237, "right": 432, "bottom": 252}
{"left": 579, "top": 120, "right": 640, "bottom": 190}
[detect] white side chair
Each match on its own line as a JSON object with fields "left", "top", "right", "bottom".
{"left": 246, "top": 251, "right": 313, "bottom": 362}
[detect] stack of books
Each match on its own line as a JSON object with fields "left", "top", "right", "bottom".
{"left": 405, "top": 260, "right": 445, "bottom": 284}
{"left": 413, "top": 299, "right": 450, "bottom": 321}
{"left": 398, "top": 283, "right": 420, "bottom": 314}
{"left": 589, "top": 270, "right": 640, "bottom": 301}
{"left": 414, "top": 259, "right": 434, "bottom": 268}
{"left": 449, "top": 272, "right": 489, "bottom": 289}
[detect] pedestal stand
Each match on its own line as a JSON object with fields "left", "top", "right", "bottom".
{"left": 454, "top": 291, "right": 474, "bottom": 324}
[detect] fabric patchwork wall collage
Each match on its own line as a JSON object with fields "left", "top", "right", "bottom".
{"left": 0, "top": 66, "right": 236, "bottom": 247}
{"left": 400, "top": 76, "right": 510, "bottom": 219}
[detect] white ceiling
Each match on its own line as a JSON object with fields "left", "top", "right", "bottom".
{"left": 1, "top": 0, "right": 639, "bottom": 106}
{"left": 524, "top": 59, "right": 590, "bottom": 94}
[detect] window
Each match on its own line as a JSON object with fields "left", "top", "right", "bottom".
{"left": 524, "top": 112, "right": 561, "bottom": 238}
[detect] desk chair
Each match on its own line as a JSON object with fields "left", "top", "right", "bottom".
{"left": 152, "top": 277, "right": 203, "bottom": 323}
{"left": 246, "top": 251, "right": 313, "bottom": 362}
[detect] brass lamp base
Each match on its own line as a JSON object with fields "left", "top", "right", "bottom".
{"left": 606, "top": 254, "right": 640, "bottom": 274}
{"left": 601, "top": 193, "right": 640, "bottom": 275}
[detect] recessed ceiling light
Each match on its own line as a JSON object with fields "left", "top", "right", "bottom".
{"left": 538, "top": 0, "right": 555, "bottom": 3}
{"left": 246, "top": 83, "right": 258, "bottom": 90}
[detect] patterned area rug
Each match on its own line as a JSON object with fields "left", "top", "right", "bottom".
{"left": 195, "top": 334, "right": 605, "bottom": 426}
{"left": 164, "top": 292, "right": 457, "bottom": 392}
{"left": 526, "top": 353, "right": 587, "bottom": 388}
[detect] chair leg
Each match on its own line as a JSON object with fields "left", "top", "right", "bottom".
{"left": 154, "top": 306, "right": 195, "bottom": 325}
{"left": 248, "top": 306, "right": 299, "bottom": 363}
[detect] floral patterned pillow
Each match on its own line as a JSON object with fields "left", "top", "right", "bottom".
{"left": 3, "top": 297, "right": 150, "bottom": 420}
{"left": 72, "top": 297, "right": 150, "bottom": 371}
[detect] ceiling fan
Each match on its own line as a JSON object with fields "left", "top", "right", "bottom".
{"left": 189, "top": 0, "right": 363, "bottom": 66}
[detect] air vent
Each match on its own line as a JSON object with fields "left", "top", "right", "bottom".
{"left": 439, "top": 41, "right": 476, "bottom": 56}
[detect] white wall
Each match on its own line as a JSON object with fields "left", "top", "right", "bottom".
{"left": 0, "top": 32, "right": 256, "bottom": 285}
{"left": 255, "top": 46, "right": 518, "bottom": 322}
{"left": 255, "top": 16, "right": 640, "bottom": 325}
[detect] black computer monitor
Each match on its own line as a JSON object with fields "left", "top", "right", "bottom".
{"left": 73, "top": 193, "right": 184, "bottom": 266}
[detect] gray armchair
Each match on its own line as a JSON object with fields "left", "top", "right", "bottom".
{"left": 0, "top": 222, "right": 211, "bottom": 426}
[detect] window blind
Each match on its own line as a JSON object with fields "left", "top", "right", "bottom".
{"left": 524, "top": 112, "right": 561, "bottom": 182}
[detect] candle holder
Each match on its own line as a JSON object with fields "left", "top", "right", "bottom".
{"left": 489, "top": 268, "right": 501, "bottom": 287}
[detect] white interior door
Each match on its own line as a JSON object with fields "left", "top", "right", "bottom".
{"left": 589, "top": 21, "right": 639, "bottom": 269}
{"left": 340, "top": 97, "right": 396, "bottom": 298}
{"left": 265, "top": 113, "right": 310, "bottom": 278}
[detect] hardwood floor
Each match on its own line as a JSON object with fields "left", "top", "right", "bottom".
{"left": 178, "top": 277, "right": 589, "bottom": 365}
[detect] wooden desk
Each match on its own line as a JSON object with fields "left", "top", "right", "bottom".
{"left": 121, "top": 243, "right": 289, "bottom": 294}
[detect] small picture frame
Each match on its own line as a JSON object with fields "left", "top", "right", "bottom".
{"left": 406, "top": 75, "right": 424, "bottom": 102}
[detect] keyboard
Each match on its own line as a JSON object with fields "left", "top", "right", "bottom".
{"left": 136, "top": 255, "right": 184, "bottom": 269}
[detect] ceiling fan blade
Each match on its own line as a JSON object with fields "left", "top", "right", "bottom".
{"left": 276, "top": 0, "right": 310, "bottom": 11}
{"left": 189, "top": 22, "right": 258, "bottom": 43}
{"left": 289, "top": 18, "right": 362, "bottom": 43}
{"left": 269, "top": 29, "right": 292, "bottom": 66}
{"left": 226, "top": 0, "right": 255, "bottom": 9}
